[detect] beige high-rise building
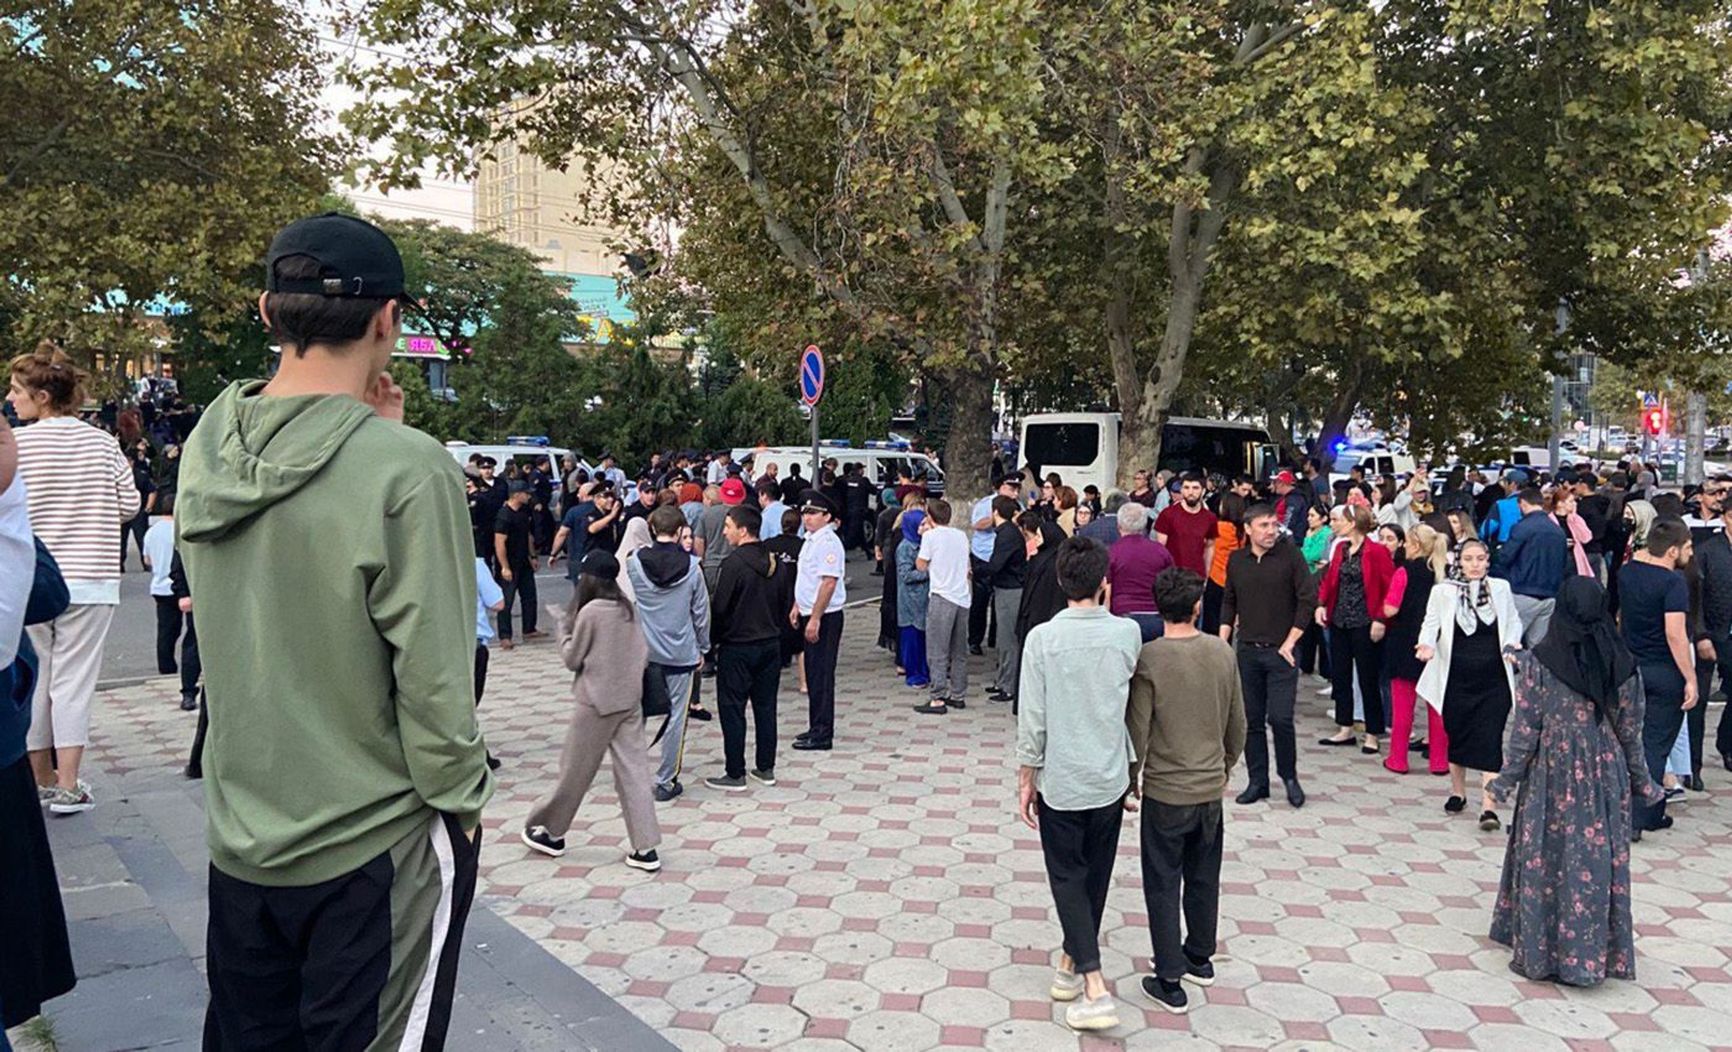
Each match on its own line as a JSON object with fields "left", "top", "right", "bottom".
{"left": 473, "top": 141, "right": 636, "bottom": 337}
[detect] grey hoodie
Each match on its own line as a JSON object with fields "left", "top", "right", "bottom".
{"left": 625, "top": 542, "right": 711, "bottom": 668}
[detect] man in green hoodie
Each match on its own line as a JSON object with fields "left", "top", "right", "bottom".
{"left": 177, "top": 213, "right": 494, "bottom": 1050}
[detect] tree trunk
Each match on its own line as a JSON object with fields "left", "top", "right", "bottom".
{"left": 1314, "top": 359, "right": 1366, "bottom": 471}
{"left": 941, "top": 360, "right": 996, "bottom": 500}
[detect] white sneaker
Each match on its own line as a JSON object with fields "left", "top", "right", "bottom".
{"left": 1049, "top": 968, "right": 1085, "bottom": 1002}
{"left": 1063, "top": 994, "right": 1119, "bottom": 1031}
{"left": 37, "top": 783, "right": 57, "bottom": 805}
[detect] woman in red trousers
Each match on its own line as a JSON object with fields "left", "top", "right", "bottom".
{"left": 1384, "top": 524, "right": 1450, "bottom": 774}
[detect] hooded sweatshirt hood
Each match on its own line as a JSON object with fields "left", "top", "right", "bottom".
{"left": 638, "top": 541, "right": 695, "bottom": 588}
{"left": 177, "top": 381, "right": 376, "bottom": 543}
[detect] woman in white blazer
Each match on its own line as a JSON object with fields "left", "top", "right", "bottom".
{"left": 1417, "top": 538, "right": 1523, "bottom": 830}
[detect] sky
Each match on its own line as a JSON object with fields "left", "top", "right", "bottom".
{"left": 315, "top": 26, "right": 474, "bottom": 230}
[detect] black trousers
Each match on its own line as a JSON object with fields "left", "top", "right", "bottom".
{"left": 1635, "top": 661, "right": 1687, "bottom": 831}
{"left": 204, "top": 815, "right": 479, "bottom": 1052}
{"left": 1329, "top": 623, "right": 1385, "bottom": 735}
{"left": 718, "top": 640, "right": 781, "bottom": 778}
{"left": 1297, "top": 621, "right": 1328, "bottom": 677}
{"left": 1239, "top": 644, "right": 1298, "bottom": 783}
{"left": 1036, "top": 795, "right": 1122, "bottom": 975}
{"left": 969, "top": 557, "right": 993, "bottom": 648}
{"left": 497, "top": 561, "right": 537, "bottom": 640}
{"left": 0, "top": 757, "right": 76, "bottom": 1028}
{"left": 1692, "top": 639, "right": 1732, "bottom": 772}
{"left": 800, "top": 610, "right": 845, "bottom": 741}
{"left": 474, "top": 643, "right": 490, "bottom": 706}
{"left": 1140, "top": 799, "right": 1225, "bottom": 981}
{"left": 120, "top": 513, "right": 148, "bottom": 570}
{"left": 1200, "top": 580, "right": 1225, "bottom": 636}
{"left": 154, "top": 597, "right": 202, "bottom": 696}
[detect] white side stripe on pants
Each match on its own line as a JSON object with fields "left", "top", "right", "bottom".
{"left": 399, "top": 817, "right": 456, "bottom": 1051}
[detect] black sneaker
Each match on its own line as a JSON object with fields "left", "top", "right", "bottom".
{"left": 654, "top": 781, "right": 685, "bottom": 801}
{"left": 1141, "top": 976, "right": 1189, "bottom": 1015}
{"left": 179, "top": 694, "right": 198, "bottom": 712}
{"left": 183, "top": 764, "right": 202, "bottom": 781}
{"left": 522, "top": 826, "right": 566, "bottom": 857}
{"left": 688, "top": 706, "right": 714, "bottom": 722}
{"left": 1444, "top": 795, "right": 1467, "bottom": 814}
{"left": 1182, "top": 952, "right": 1215, "bottom": 987}
{"left": 1690, "top": 775, "right": 1705, "bottom": 792}
{"left": 969, "top": 644, "right": 984, "bottom": 656}
{"left": 1648, "top": 815, "right": 1675, "bottom": 832}
{"left": 704, "top": 774, "right": 748, "bottom": 792}
{"left": 749, "top": 769, "right": 777, "bottom": 786}
{"left": 486, "top": 754, "right": 502, "bottom": 771}
{"left": 947, "top": 697, "right": 966, "bottom": 710}
{"left": 626, "top": 849, "right": 662, "bottom": 872}
{"left": 1479, "top": 810, "right": 1501, "bottom": 832}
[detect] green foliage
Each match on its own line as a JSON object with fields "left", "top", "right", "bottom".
{"left": 166, "top": 312, "right": 275, "bottom": 406}
{"left": 697, "top": 378, "right": 805, "bottom": 451}
{"left": 0, "top": 1, "right": 336, "bottom": 382}
{"left": 340, "top": 0, "right": 1730, "bottom": 476}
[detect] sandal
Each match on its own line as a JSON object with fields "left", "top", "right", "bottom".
{"left": 1444, "top": 795, "right": 1467, "bottom": 814}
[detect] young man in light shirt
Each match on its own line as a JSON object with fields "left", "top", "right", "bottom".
{"left": 912, "top": 499, "right": 972, "bottom": 715}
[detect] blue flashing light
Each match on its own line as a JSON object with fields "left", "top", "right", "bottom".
{"left": 506, "top": 435, "right": 551, "bottom": 447}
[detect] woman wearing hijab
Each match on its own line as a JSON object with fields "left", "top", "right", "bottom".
{"left": 1417, "top": 538, "right": 1523, "bottom": 829}
{"left": 895, "top": 509, "right": 931, "bottom": 689}
{"left": 1487, "top": 577, "right": 1663, "bottom": 986}
{"left": 876, "top": 488, "right": 901, "bottom": 661}
{"left": 1013, "top": 512, "right": 1070, "bottom": 665}
{"left": 613, "top": 517, "right": 654, "bottom": 606}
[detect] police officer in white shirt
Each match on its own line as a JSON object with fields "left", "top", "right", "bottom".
{"left": 792, "top": 489, "right": 847, "bottom": 751}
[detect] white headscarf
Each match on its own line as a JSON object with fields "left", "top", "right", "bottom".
{"left": 614, "top": 517, "right": 653, "bottom": 605}
{"left": 1451, "top": 576, "right": 1496, "bottom": 636}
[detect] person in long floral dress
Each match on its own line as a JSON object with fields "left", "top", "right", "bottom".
{"left": 1487, "top": 577, "right": 1664, "bottom": 986}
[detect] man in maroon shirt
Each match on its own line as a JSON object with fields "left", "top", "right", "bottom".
{"left": 1154, "top": 472, "right": 1218, "bottom": 576}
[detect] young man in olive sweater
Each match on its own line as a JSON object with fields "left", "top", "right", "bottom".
{"left": 1127, "top": 567, "right": 1246, "bottom": 1015}
{"left": 178, "top": 215, "right": 493, "bottom": 1049}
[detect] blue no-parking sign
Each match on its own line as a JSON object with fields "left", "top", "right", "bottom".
{"left": 799, "top": 345, "right": 825, "bottom": 406}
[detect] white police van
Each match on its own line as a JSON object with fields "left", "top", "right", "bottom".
{"left": 735, "top": 441, "right": 945, "bottom": 512}
{"left": 445, "top": 437, "right": 601, "bottom": 505}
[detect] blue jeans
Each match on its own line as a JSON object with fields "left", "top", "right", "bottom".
{"left": 1126, "top": 612, "right": 1164, "bottom": 643}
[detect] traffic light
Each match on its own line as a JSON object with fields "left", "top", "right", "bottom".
{"left": 1642, "top": 407, "right": 1665, "bottom": 436}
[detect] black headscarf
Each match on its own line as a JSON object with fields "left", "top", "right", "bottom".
{"left": 1531, "top": 576, "right": 1636, "bottom": 723}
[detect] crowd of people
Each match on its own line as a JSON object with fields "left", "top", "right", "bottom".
{"left": 0, "top": 209, "right": 1720, "bottom": 1046}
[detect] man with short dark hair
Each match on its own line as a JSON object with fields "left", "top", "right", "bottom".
{"left": 1492, "top": 484, "right": 1568, "bottom": 645}
{"left": 916, "top": 499, "right": 974, "bottom": 713}
{"left": 970, "top": 473, "right": 1022, "bottom": 654}
{"left": 757, "top": 477, "right": 788, "bottom": 540}
{"left": 178, "top": 213, "right": 491, "bottom": 1048}
{"left": 1220, "top": 504, "right": 1316, "bottom": 808}
{"left": 1620, "top": 518, "right": 1698, "bottom": 836}
{"left": 494, "top": 482, "right": 541, "bottom": 647}
{"left": 706, "top": 504, "right": 784, "bottom": 791}
{"left": 551, "top": 481, "right": 620, "bottom": 582}
{"left": 1128, "top": 567, "right": 1245, "bottom": 1015}
{"left": 622, "top": 476, "right": 658, "bottom": 526}
{"left": 793, "top": 490, "right": 847, "bottom": 750}
{"left": 1154, "top": 473, "right": 1217, "bottom": 576}
{"left": 988, "top": 495, "right": 1028, "bottom": 705}
{"left": 1015, "top": 537, "right": 1141, "bottom": 1032}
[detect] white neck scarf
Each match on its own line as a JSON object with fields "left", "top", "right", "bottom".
{"left": 1453, "top": 577, "right": 1496, "bottom": 636}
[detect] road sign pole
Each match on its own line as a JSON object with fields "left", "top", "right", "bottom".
{"left": 811, "top": 406, "right": 821, "bottom": 488}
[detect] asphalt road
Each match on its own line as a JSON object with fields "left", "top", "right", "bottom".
{"left": 99, "top": 547, "right": 884, "bottom": 687}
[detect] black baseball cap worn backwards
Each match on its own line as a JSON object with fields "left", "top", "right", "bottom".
{"left": 265, "top": 212, "right": 417, "bottom": 309}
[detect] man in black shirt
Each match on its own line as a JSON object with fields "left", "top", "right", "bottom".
{"left": 705, "top": 505, "right": 785, "bottom": 791}
{"left": 1619, "top": 518, "right": 1697, "bottom": 835}
{"left": 492, "top": 483, "right": 539, "bottom": 647}
{"left": 779, "top": 463, "right": 809, "bottom": 506}
{"left": 1690, "top": 489, "right": 1732, "bottom": 778}
{"left": 1572, "top": 472, "right": 1612, "bottom": 581}
{"left": 839, "top": 462, "right": 872, "bottom": 552}
{"left": 1219, "top": 504, "right": 1318, "bottom": 808}
{"left": 622, "top": 476, "right": 658, "bottom": 526}
{"left": 988, "top": 496, "right": 1027, "bottom": 705}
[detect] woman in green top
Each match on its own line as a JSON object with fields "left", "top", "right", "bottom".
{"left": 1297, "top": 503, "right": 1336, "bottom": 679}
{"left": 1301, "top": 503, "right": 1335, "bottom": 574}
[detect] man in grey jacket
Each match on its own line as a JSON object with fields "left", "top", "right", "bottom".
{"left": 626, "top": 505, "right": 712, "bottom": 801}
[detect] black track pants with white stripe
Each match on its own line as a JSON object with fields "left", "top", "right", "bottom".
{"left": 203, "top": 813, "right": 479, "bottom": 1051}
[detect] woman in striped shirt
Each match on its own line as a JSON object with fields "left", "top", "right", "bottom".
{"left": 7, "top": 344, "right": 139, "bottom": 815}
